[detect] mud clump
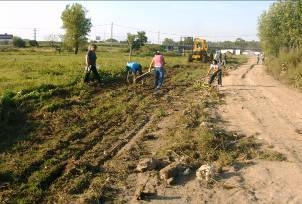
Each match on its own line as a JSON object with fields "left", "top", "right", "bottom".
{"left": 159, "top": 161, "right": 186, "bottom": 185}
{"left": 136, "top": 158, "right": 168, "bottom": 172}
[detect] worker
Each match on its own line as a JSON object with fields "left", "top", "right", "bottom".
{"left": 209, "top": 52, "right": 214, "bottom": 62}
{"left": 257, "top": 54, "right": 260, "bottom": 64}
{"left": 221, "top": 53, "right": 227, "bottom": 66}
{"left": 207, "top": 59, "right": 222, "bottom": 86}
{"left": 84, "top": 44, "right": 102, "bottom": 86}
{"left": 261, "top": 53, "right": 265, "bottom": 64}
{"left": 149, "top": 51, "right": 166, "bottom": 90}
{"left": 125, "top": 62, "right": 143, "bottom": 84}
{"left": 214, "top": 51, "right": 221, "bottom": 63}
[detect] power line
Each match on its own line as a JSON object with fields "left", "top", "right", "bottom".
{"left": 110, "top": 23, "right": 257, "bottom": 39}
{"left": 0, "top": 25, "right": 257, "bottom": 39}
{"left": 94, "top": 23, "right": 111, "bottom": 27}
{"left": 110, "top": 22, "right": 113, "bottom": 46}
{"left": 0, "top": 23, "right": 259, "bottom": 42}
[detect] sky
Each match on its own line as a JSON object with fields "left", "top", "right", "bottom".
{"left": 0, "top": 1, "right": 275, "bottom": 43}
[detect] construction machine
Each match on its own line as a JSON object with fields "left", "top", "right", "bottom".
{"left": 188, "top": 38, "right": 209, "bottom": 63}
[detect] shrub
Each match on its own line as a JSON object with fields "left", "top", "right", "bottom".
{"left": 266, "top": 48, "right": 302, "bottom": 88}
{"left": 29, "top": 40, "right": 39, "bottom": 47}
{"left": 13, "top": 37, "right": 26, "bottom": 48}
{"left": 0, "top": 90, "right": 16, "bottom": 107}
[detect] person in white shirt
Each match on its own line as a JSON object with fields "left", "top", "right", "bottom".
{"left": 207, "top": 59, "right": 222, "bottom": 86}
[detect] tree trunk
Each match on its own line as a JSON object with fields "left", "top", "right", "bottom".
{"left": 74, "top": 40, "right": 79, "bottom": 54}
{"left": 74, "top": 46, "right": 78, "bottom": 54}
{"left": 129, "top": 47, "right": 132, "bottom": 61}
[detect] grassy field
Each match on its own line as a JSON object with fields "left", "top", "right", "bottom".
{"left": 0, "top": 46, "right": 246, "bottom": 95}
{"left": 0, "top": 48, "right": 254, "bottom": 203}
{"left": 0, "top": 49, "right": 148, "bottom": 95}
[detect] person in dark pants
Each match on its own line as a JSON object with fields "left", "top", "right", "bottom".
{"left": 84, "top": 44, "right": 102, "bottom": 85}
{"left": 221, "top": 53, "right": 227, "bottom": 66}
{"left": 207, "top": 60, "right": 222, "bottom": 86}
{"left": 149, "top": 51, "right": 166, "bottom": 90}
{"left": 257, "top": 54, "right": 260, "bottom": 64}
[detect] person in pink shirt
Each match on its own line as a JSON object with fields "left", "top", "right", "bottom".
{"left": 149, "top": 51, "right": 166, "bottom": 90}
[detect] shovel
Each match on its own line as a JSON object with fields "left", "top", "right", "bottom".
{"left": 134, "top": 68, "right": 154, "bottom": 83}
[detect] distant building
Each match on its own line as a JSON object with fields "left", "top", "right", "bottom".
{"left": 164, "top": 45, "right": 174, "bottom": 51}
{"left": 242, "top": 50, "right": 255, "bottom": 56}
{"left": 235, "top": 49, "right": 241, "bottom": 55}
{"left": 0, "top": 33, "right": 13, "bottom": 45}
{"left": 221, "top": 49, "right": 234, "bottom": 54}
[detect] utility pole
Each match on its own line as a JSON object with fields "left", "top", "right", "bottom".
{"left": 182, "top": 36, "right": 185, "bottom": 56}
{"left": 110, "top": 22, "right": 113, "bottom": 47}
{"left": 157, "top": 31, "right": 160, "bottom": 45}
{"left": 33, "top": 28, "right": 37, "bottom": 41}
{"left": 179, "top": 36, "right": 182, "bottom": 54}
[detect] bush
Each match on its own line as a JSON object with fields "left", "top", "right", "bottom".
{"left": 13, "top": 37, "right": 26, "bottom": 48}
{"left": 136, "top": 45, "right": 164, "bottom": 56}
{"left": 0, "top": 90, "right": 16, "bottom": 108}
{"left": 266, "top": 48, "right": 302, "bottom": 88}
{"left": 29, "top": 40, "right": 39, "bottom": 47}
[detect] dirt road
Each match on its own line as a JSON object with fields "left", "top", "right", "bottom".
{"left": 128, "top": 57, "right": 302, "bottom": 203}
{"left": 215, "top": 57, "right": 302, "bottom": 203}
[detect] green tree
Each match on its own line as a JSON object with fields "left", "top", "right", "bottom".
{"left": 183, "top": 37, "right": 194, "bottom": 45}
{"left": 61, "top": 3, "right": 92, "bottom": 54}
{"left": 137, "top": 31, "right": 148, "bottom": 46}
{"left": 127, "top": 33, "right": 136, "bottom": 61}
{"left": 258, "top": 1, "right": 302, "bottom": 56}
{"left": 235, "top": 38, "right": 247, "bottom": 49}
{"left": 162, "top": 38, "right": 175, "bottom": 46}
{"left": 12, "top": 37, "right": 26, "bottom": 48}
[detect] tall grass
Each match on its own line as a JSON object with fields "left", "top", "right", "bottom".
{"left": 266, "top": 48, "right": 302, "bottom": 88}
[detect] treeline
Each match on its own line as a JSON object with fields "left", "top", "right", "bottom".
{"left": 258, "top": 0, "right": 302, "bottom": 56}
{"left": 162, "top": 37, "right": 260, "bottom": 50}
{"left": 207, "top": 38, "right": 260, "bottom": 50}
{"left": 258, "top": 0, "right": 302, "bottom": 88}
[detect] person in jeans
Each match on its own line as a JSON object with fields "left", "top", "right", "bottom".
{"left": 84, "top": 44, "right": 102, "bottom": 86}
{"left": 149, "top": 51, "right": 166, "bottom": 90}
{"left": 207, "top": 59, "right": 222, "bottom": 86}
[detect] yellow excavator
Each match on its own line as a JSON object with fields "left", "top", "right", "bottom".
{"left": 188, "top": 38, "right": 209, "bottom": 63}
